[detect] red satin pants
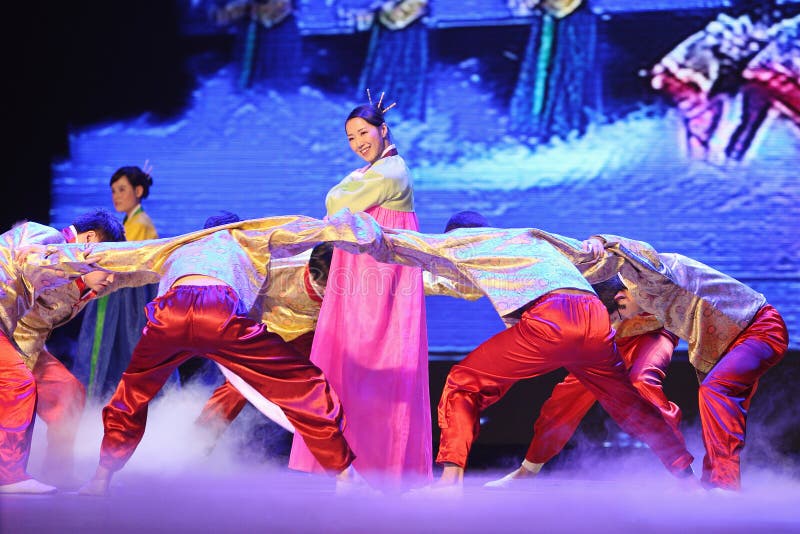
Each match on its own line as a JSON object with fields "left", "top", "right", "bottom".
{"left": 33, "top": 350, "right": 86, "bottom": 476}
{"left": 195, "top": 330, "right": 316, "bottom": 431}
{"left": 527, "top": 328, "right": 682, "bottom": 464}
{"left": 195, "top": 330, "right": 314, "bottom": 436}
{"left": 0, "top": 332, "right": 36, "bottom": 484}
{"left": 0, "top": 336, "right": 87, "bottom": 485}
{"left": 100, "top": 286, "right": 354, "bottom": 473}
{"left": 436, "top": 293, "right": 693, "bottom": 474}
{"left": 698, "top": 305, "right": 788, "bottom": 490}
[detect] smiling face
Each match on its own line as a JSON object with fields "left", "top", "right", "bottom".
{"left": 111, "top": 175, "right": 143, "bottom": 215}
{"left": 345, "top": 117, "right": 388, "bottom": 164}
{"left": 613, "top": 289, "right": 644, "bottom": 320}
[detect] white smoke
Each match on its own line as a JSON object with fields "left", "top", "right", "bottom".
{"left": 26, "top": 380, "right": 293, "bottom": 485}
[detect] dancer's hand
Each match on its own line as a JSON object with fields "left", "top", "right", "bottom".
{"left": 582, "top": 238, "right": 604, "bottom": 259}
{"left": 14, "top": 243, "right": 48, "bottom": 264}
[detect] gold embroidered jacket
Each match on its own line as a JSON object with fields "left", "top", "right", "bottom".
{"left": 12, "top": 271, "right": 159, "bottom": 370}
{"left": 282, "top": 210, "right": 596, "bottom": 324}
{"left": 0, "top": 222, "right": 86, "bottom": 340}
{"left": 589, "top": 234, "right": 767, "bottom": 373}
{"left": 33, "top": 215, "right": 341, "bottom": 319}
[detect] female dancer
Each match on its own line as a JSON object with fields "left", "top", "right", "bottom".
{"left": 110, "top": 165, "right": 158, "bottom": 240}
{"left": 289, "top": 94, "right": 431, "bottom": 490}
{"left": 76, "top": 165, "right": 160, "bottom": 399}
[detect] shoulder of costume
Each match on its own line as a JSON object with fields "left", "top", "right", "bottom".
{"left": 369, "top": 154, "right": 409, "bottom": 178}
{"left": 18, "top": 222, "right": 65, "bottom": 246}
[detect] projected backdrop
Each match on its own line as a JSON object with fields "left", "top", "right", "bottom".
{"left": 49, "top": 0, "right": 799, "bottom": 351}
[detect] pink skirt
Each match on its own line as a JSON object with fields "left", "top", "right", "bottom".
{"left": 289, "top": 205, "right": 432, "bottom": 489}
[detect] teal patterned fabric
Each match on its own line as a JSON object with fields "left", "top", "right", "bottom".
{"left": 75, "top": 285, "right": 156, "bottom": 399}
{"left": 510, "top": 6, "right": 597, "bottom": 141}
{"left": 358, "top": 20, "right": 429, "bottom": 120}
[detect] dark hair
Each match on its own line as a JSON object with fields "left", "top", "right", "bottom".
{"left": 591, "top": 275, "right": 626, "bottom": 315}
{"left": 346, "top": 104, "right": 391, "bottom": 142}
{"left": 308, "top": 242, "right": 334, "bottom": 286}
{"left": 110, "top": 166, "right": 153, "bottom": 200}
{"left": 72, "top": 208, "right": 125, "bottom": 242}
{"left": 203, "top": 211, "right": 241, "bottom": 230}
{"left": 444, "top": 211, "right": 491, "bottom": 233}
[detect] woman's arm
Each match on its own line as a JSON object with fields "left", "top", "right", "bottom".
{"left": 325, "top": 159, "right": 411, "bottom": 215}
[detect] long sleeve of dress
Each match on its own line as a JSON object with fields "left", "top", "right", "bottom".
{"left": 306, "top": 210, "right": 593, "bottom": 317}
{"left": 325, "top": 156, "right": 414, "bottom": 215}
{"left": 422, "top": 271, "right": 483, "bottom": 300}
{"left": 32, "top": 215, "right": 319, "bottom": 279}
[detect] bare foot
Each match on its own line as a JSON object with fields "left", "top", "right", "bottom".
{"left": 335, "top": 465, "right": 381, "bottom": 497}
{"left": 78, "top": 465, "right": 113, "bottom": 496}
{"left": 77, "top": 477, "right": 110, "bottom": 497}
{"left": 404, "top": 464, "right": 464, "bottom": 498}
{"left": 484, "top": 461, "right": 543, "bottom": 489}
{"left": 0, "top": 478, "right": 57, "bottom": 495}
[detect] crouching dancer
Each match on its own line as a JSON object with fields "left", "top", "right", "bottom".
{"left": 72, "top": 218, "right": 357, "bottom": 495}
{"left": 282, "top": 210, "right": 695, "bottom": 493}
{"left": 487, "top": 277, "right": 683, "bottom": 487}
{"left": 582, "top": 234, "right": 788, "bottom": 491}
{"left": 0, "top": 212, "right": 123, "bottom": 495}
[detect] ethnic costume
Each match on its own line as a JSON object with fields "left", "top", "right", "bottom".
{"left": 526, "top": 315, "right": 682, "bottom": 466}
{"left": 12, "top": 267, "right": 157, "bottom": 483}
{"left": 587, "top": 235, "right": 789, "bottom": 490}
{"left": 197, "top": 254, "right": 480, "bottom": 440}
{"left": 734, "top": 15, "right": 800, "bottom": 158}
{"left": 297, "top": 212, "right": 694, "bottom": 477}
{"left": 289, "top": 146, "right": 431, "bottom": 489}
{"left": 51, "top": 219, "right": 356, "bottom": 474}
{"left": 122, "top": 204, "right": 158, "bottom": 241}
{"left": 75, "top": 204, "right": 160, "bottom": 399}
{"left": 650, "top": 13, "right": 770, "bottom": 160}
{"left": 0, "top": 223, "right": 93, "bottom": 486}
{"left": 195, "top": 250, "right": 324, "bottom": 435}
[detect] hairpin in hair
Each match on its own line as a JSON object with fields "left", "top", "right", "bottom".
{"left": 366, "top": 88, "right": 397, "bottom": 114}
{"left": 142, "top": 158, "right": 154, "bottom": 178}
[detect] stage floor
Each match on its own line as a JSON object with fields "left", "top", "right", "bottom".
{"left": 2, "top": 467, "right": 799, "bottom": 533}
{"left": 3, "top": 386, "right": 798, "bottom": 534}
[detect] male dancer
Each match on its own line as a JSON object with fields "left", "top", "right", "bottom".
{"left": 0, "top": 210, "right": 124, "bottom": 494}
{"left": 12, "top": 211, "right": 134, "bottom": 488}
{"left": 196, "top": 236, "right": 479, "bottom": 445}
{"left": 75, "top": 217, "right": 357, "bottom": 495}
{"left": 486, "top": 276, "right": 683, "bottom": 486}
{"left": 579, "top": 234, "right": 788, "bottom": 491}
{"left": 196, "top": 214, "right": 483, "bottom": 444}
{"left": 194, "top": 211, "right": 332, "bottom": 442}
{"left": 283, "top": 209, "right": 695, "bottom": 492}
